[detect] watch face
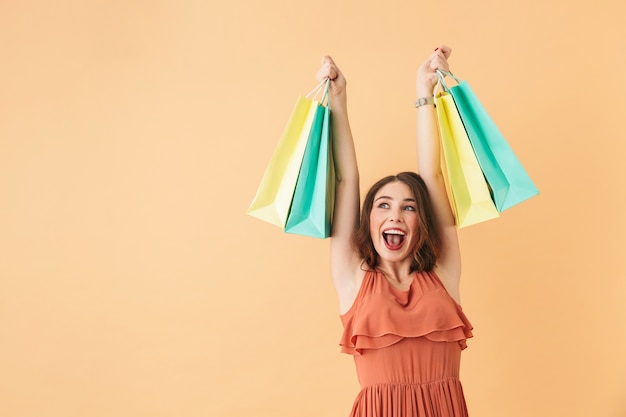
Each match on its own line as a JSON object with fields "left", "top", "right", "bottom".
{"left": 415, "top": 97, "right": 429, "bottom": 107}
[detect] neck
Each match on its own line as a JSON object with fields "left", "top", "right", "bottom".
{"left": 377, "top": 260, "right": 413, "bottom": 283}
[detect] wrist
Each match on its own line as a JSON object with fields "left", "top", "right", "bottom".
{"left": 416, "top": 81, "right": 435, "bottom": 98}
{"left": 330, "top": 98, "right": 348, "bottom": 115}
{"left": 416, "top": 88, "right": 434, "bottom": 98}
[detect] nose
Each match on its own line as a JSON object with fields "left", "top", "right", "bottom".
{"left": 389, "top": 207, "right": 404, "bottom": 222}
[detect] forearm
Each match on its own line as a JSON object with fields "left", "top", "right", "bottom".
{"left": 415, "top": 96, "right": 441, "bottom": 180}
{"left": 330, "top": 102, "right": 360, "bottom": 237}
{"left": 332, "top": 104, "right": 359, "bottom": 184}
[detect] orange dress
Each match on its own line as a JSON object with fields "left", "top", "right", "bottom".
{"left": 340, "top": 269, "right": 473, "bottom": 417}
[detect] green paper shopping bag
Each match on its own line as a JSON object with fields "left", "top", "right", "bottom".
{"left": 285, "top": 80, "right": 334, "bottom": 238}
{"left": 247, "top": 80, "right": 327, "bottom": 228}
{"left": 438, "top": 70, "right": 539, "bottom": 212}
{"left": 435, "top": 86, "right": 500, "bottom": 228}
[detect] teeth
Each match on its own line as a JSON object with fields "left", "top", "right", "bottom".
{"left": 384, "top": 229, "right": 405, "bottom": 236}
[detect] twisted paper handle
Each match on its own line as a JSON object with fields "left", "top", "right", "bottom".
{"left": 306, "top": 78, "right": 331, "bottom": 108}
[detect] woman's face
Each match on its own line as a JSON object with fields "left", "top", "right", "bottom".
{"left": 369, "top": 181, "right": 420, "bottom": 264}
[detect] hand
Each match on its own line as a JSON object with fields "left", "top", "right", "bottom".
{"left": 316, "top": 56, "right": 347, "bottom": 108}
{"left": 416, "top": 45, "right": 452, "bottom": 97}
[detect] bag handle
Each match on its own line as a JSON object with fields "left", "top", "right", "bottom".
{"left": 435, "top": 69, "right": 462, "bottom": 93}
{"left": 306, "top": 78, "right": 331, "bottom": 108}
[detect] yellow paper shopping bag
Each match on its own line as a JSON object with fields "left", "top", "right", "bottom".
{"left": 247, "top": 82, "right": 324, "bottom": 228}
{"left": 435, "top": 91, "right": 500, "bottom": 228}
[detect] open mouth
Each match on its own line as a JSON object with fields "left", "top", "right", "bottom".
{"left": 383, "top": 229, "right": 406, "bottom": 250}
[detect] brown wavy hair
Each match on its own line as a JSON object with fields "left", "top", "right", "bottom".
{"left": 352, "top": 172, "right": 441, "bottom": 272}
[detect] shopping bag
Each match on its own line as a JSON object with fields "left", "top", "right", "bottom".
{"left": 435, "top": 87, "right": 500, "bottom": 228}
{"left": 438, "top": 70, "right": 539, "bottom": 212}
{"left": 285, "top": 82, "right": 334, "bottom": 238}
{"left": 247, "top": 80, "right": 327, "bottom": 228}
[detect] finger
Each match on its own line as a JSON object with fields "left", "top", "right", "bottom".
{"left": 316, "top": 66, "right": 337, "bottom": 82}
{"left": 430, "top": 56, "right": 449, "bottom": 72}
{"left": 321, "top": 56, "right": 339, "bottom": 76}
{"left": 431, "top": 49, "right": 452, "bottom": 71}
{"left": 321, "top": 55, "right": 336, "bottom": 65}
{"left": 431, "top": 50, "right": 447, "bottom": 63}
{"left": 435, "top": 45, "right": 452, "bottom": 59}
{"left": 423, "top": 52, "right": 442, "bottom": 72}
{"left": 323, "top": 55, "right": 344, "bottom": 77}
{"left": 316, "top": 62, "right": 335, "bottom": 80}
{"left": 318, "top": 56, "right": 342, "bottom": 81}
{"left": 430, "top": 46, "right": 452, "bottom": 65}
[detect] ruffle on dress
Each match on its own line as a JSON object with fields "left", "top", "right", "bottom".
{"left": 340, "top": 269, "right": 473, "bottom": 356}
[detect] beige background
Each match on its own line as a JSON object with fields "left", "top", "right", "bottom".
{"left": 1, "top": 1, "right": 625, "bottom": 416}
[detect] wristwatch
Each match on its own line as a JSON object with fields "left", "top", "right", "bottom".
{"left": 414, "top": 96, "right": 435, "bottom": 108}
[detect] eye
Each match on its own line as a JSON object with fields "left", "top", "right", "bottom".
{"left": 377, "top": 202, "right": 390, "bottom": 209}
{"left": 403, "top": 205, "right": 416, "bottom": 211}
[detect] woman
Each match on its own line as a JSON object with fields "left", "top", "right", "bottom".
{"left": 317, "top": 46, "right": 474, "bottom": 416}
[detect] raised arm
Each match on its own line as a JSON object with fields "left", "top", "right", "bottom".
{"left": 316, "top": 57, "right": 363, "bottom": 313}
{"left": 415, "top": 46, "right": 462, "bottom": 303}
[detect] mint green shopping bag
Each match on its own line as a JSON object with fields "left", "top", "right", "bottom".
{"left": 285, "top": 80, "right": 335, "bottom": 238}
{"left": 438, "top": 70, "right": 539, "bottom": 212}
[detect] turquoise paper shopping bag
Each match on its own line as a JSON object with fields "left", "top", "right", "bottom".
{"left": 285, "top": 80, "right": 335, "bottom": 238}
{"left": 438, "top": 70, "right": 539, "bottom": 212}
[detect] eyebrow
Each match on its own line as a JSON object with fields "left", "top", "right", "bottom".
{"left": 374, "top": 196, "right": 416, "bottom": 202}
